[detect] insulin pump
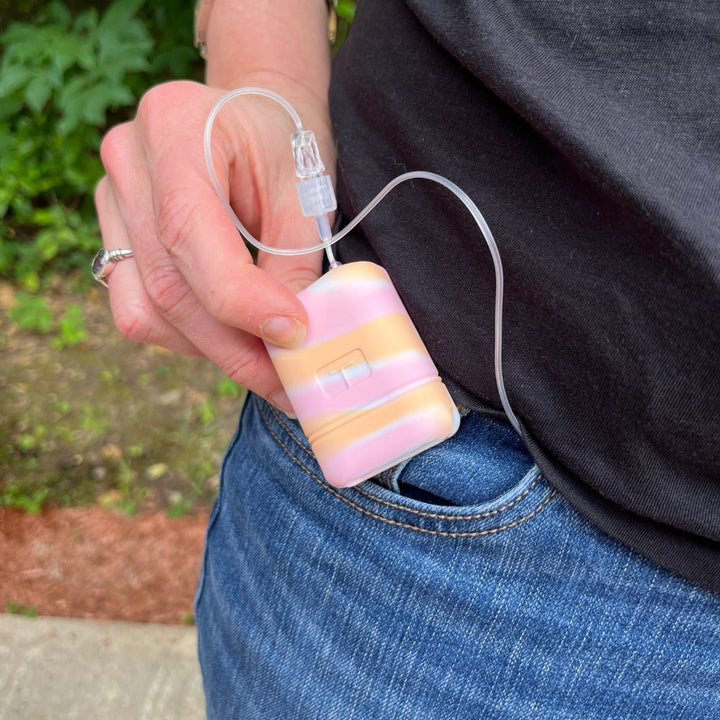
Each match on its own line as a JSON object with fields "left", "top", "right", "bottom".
{"left": 205, "top": 88, "right": 520, "bottom": 489}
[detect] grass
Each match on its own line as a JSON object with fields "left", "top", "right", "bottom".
{"left": 5, "top": 602, "right": 38, "bottom": 617}
{"left": 1, "top": 278, "right": 246, "bottom": 516}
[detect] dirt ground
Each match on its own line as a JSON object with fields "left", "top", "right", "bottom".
{"left": 0, "top": 505, "right": 210, "bottom": 624}
{"left": 1, "top": 281, "right": 242, "bottom": 624}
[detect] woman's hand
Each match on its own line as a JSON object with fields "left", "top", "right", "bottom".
{"left": 95, "top": 79, "right": 335, "bottom": 415}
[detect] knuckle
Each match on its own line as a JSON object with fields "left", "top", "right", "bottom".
{"left": 136, "top": 81, "right": 202, "bottom": 136}
{"left": 206, "top": 284, "right": 245, "bottom": 326}
{"left": 135, "top": 83, "right": 171, "bottom": 131}
{"left": 281, "top": 264, "right": 320, "bottom": 293}
{"left": 155, "top": 187, "right": 196, "bottom": 255}
{"left": 143, "top": 261, "right": 193, "bottom": 318}
{"left": 99, "top": 123, "right": 132, "bottom": 175}
{"left": 221, "top": 349, "right": 261, "bottom": 389}
{"left": 113, "top": 302, "right": 154, "bottom": 344}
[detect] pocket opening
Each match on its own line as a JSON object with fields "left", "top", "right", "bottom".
{"left": 396, "top": 480, "right": 456, "bottom": 506}
{"left": 255, "top": 393, "right": 555, "bottom": 535}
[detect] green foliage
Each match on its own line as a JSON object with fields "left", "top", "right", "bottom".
{"left": 0, "top": 0, "right": 352, "bottom": 289}
{"left": 166, "top": 492, "right": 195, "bottom": 518}
{"left": 0, "top": 0, "right": 146, "bottom": 285}
{"left": 0, "top": 0, "right": 200, "bottom": 287}
{"left": 336, "top": 0, "right": 356, "bottom": 22}
{"left": 215, "top": 376, "right": 241, "bottom": 398}
{"left": 5, "top": 601, "right": 39, "bottom": 617}
{"left": 8, "top": 292, "right": 89, "bottom": 347}
{"left": 331, "top": 0, "right": 356, "bottom": 54}
{"left": 198, "top": 399, "right": 216, "bottom": 426}
{"left": 98, "top": 458, "right": 150, "bottom": 515}
{"left": 0, "top": 1, "right": 152, "bottom": 132}
{"left": 8, "top": 293, "right": 53, "bottom": 332}
{"left": 53, "top": 303, "right": 88, "bottom": 348}
{"left": 1, "top": 485, "right": 50, "bottom": 514}
{"left": 141, "top": 0, "right": 198, "bottom": 79}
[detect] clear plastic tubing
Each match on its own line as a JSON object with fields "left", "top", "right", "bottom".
{"left": 203, "top": 88, "right": 522, "bottom": 435}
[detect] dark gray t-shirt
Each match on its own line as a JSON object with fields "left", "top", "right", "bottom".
{"left": 329, "top": 0, "right": 720, "bottom": 591}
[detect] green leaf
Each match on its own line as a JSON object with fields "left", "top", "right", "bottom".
{"left": 25, "top": 77, "right": 52, "bottom": 113}
{"left": 0, "top": 64, "right": 34, "bottom": 98}
{"left": 215, "top": 377, "right": 240, "bottom": 398}
{"left": 49, "top": 35, "right": 90, "bottom": 76}
{"left": 79, "top": 84, "right": 135, "bottom": 127}
{"left": 74, "top": 7, "right": 99, "bottom": 34}
{"left": 30, "top": 207, "right": 63, "bottom": 226}
{"left": 98, "top": 0, "right": 145, "bottom": 32}
{"left": 56, "top": 75, "right": 90, "bottom": 134}
{"left": 45, "top": 0, "right": 73, "bottom": 28}
{"left": 0, "top": 22, "right": 38, "bottom": 46}
{"left": 0, "top": 94, "right": 23, "bottom": 121}
{"left": 337, "top": 0, "right": 356, "bottom": 21}
{"left": 37, "top": 236, "right": 59, "bottom": 262}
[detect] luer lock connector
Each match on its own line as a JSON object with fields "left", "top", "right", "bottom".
{"left": 291, "top": 129, "right": 336, "bottom": 242}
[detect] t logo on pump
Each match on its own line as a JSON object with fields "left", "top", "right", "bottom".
{"left": 316, "top": 349, "right": 372, "bottom": 398}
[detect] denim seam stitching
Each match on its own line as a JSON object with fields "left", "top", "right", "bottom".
{"left": 263, "top": 399, "right": 541, "bottom": 521}
{"left": 259, "top": 400, "right": 557, "bottom": 536}
{"left": 355, "top": 476, "right": 540, "bottom": 520}
{"left": 194, "top": 407, "right": 246, "bottom": 613}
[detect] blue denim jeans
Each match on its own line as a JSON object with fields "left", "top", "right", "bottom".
{"left": 195, "top": 394, "right": 720, "bottom": 719}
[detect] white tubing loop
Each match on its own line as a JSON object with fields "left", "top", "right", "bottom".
{"left": 203, "top": 87, "right": 304, "bottom": 256}
{"left": 333, "top": 171, "right": 521, "bottom": 435}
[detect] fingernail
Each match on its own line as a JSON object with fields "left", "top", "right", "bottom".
{"left": 262, "top": 316, "right": 306, "bottom": 348}
{"left": 269, "top": 389, "right": 297, "bottom": 419}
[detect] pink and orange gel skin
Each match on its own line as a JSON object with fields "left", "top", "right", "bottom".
{"left": 264, "top": 261, "right": 460, "bottom": 488}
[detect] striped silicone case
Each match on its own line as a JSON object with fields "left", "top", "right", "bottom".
{"left": 264, "top": 261, "right": 460, "bottom": 488}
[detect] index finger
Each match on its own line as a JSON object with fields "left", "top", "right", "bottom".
{"left": 138, "top": 82, "right": 315, "bottom": 348}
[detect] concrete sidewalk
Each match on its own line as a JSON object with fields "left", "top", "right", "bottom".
{"left": 0, "top": 615, "right": 205, "bottom": 719}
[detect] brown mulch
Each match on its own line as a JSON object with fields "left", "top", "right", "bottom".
{"left": 0, "top": 506, "right": 209, "bottom": 625}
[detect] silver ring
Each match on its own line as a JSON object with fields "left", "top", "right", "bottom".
{"left": 91, "top": 248, "right": 134, "bottom": 288}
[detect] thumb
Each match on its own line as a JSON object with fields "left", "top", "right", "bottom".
{"left": 256, "top": 192, "right": 327, "bottom": 296}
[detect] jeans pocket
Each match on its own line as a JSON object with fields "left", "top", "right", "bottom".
{"left": 373, "top": 408, "right": 536, "bottom": 507}
{"left": 256, "top": 394, "right": 556, "bottom": 538}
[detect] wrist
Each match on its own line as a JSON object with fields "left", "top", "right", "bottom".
{"left": 199, "top": 0, "right": 331, "bottom": 100}
{"left": 195, "top": 0, "right": 337, "bottom": 55}
{"left": 225, "top": 69, "right": 331, "bottom": 123}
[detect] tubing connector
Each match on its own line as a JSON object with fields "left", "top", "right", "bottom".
{"left": 291, "top": 129, "right": 336, "bottom": 241}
